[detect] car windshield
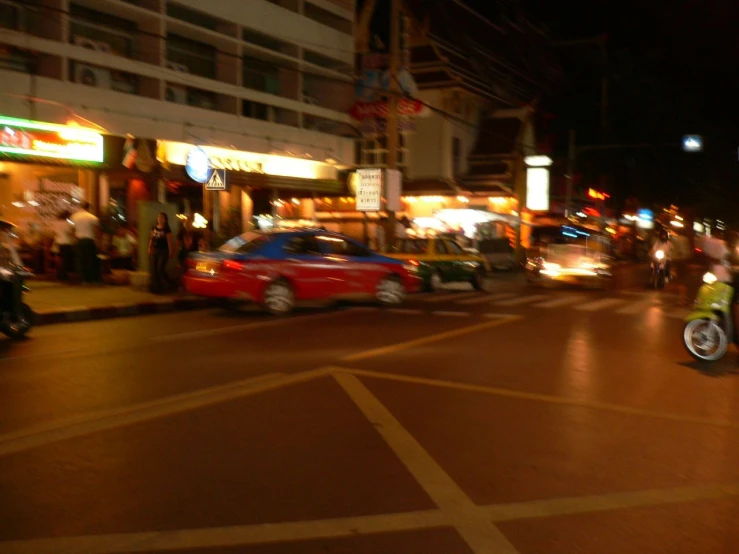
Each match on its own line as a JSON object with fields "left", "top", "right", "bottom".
{"left": 219, "top": 232, "right": 271, "bottom": 254}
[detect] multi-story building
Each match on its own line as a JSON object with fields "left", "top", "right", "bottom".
{"left": 0, "top": 0, "right": 356, "bottom": 242}
{"left": 349, "top": 0, "right": 557, "bottom": 250}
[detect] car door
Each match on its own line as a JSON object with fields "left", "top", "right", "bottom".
{"left": 443, "top": 238, "right": 475, "bottom": 281}
{"left": 279, "top": 234, "right": 330, "bottom": 300}
{"left": 432, "top": 238, "right": 454, "bottom": 282}
{"left": 316, "top": 234, "right": 378, "bottom": 297}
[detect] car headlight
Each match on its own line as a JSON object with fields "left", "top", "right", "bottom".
{"left": 703, "top": 272, "right": 717, "bottom": 284}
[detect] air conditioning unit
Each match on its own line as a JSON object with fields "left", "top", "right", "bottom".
{"left": 74, "top": 36, "right": 113, "bottom": 54}
{"left": 165, "top": 84, "right": 187, "bottom": 104}
{"left": 74, "top": 63, "right": 112, "bottom": 89}
{"left": 165, "top": 60, "right": 189, "bottom": 73}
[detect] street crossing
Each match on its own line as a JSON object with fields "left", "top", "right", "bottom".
{"left": 404, "top": 290, "right": 689, "bottom": 319}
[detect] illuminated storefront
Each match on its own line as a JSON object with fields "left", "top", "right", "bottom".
{"left": 157, "top": 140, "right": 342, "bottom": 232}
{"left": 0, "top": 115, "right": 105, "bottom": 241}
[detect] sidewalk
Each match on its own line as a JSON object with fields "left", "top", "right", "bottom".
{"left": 26, "top": 281, "right": 210, "bottom": 326}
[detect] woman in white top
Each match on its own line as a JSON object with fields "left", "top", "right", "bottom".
{"left": 53, "top": 211, "right": 74, "bottom": 281}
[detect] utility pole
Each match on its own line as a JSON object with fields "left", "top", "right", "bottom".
{"left": 384, "top": 0, "right": 400, "bottom": 247}
{"left": 565, "top": 129, "right": 576, "bottom": 217}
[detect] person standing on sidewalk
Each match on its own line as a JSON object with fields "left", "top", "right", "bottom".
{"left": 52, "top": 210, "right": 74, "bottom": 281}
{"left": 70, "top": 202, "right": 100, "bottom": 285}
{"left": 148, "top": 212, "right": 174, "bottom": 293}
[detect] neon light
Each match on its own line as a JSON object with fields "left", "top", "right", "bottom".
{"left": 587, "top": 188, "right": 610, "bottom": 200}
{"left": 0, "top": 115, "right": 103, "bottom": 162}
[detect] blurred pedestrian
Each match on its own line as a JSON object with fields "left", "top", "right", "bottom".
{"left": 70, "top": 202, "right": 101, "bottom": 285}
{"left": 52, "top": 210, "right": 74, "bottom": 281}
{"left": 148, "top": 212, "right": 174, "bottom": 293}
{"left": 111, "top": 225, "right": 137, "bottom": 270}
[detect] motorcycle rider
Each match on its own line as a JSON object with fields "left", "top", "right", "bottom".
{"left": 649, "top": 228, "right": 673, "bottom": 279}
{"left": 0, "top": 222, "right": 24, "bottom": 323}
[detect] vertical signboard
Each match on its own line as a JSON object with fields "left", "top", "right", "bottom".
{"left": 356, "top": 168, "right": 383, "bottom": 211}
{"left": 526, "top": 167, "right": 550, "bottom": 211}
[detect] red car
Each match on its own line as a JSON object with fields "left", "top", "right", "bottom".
{"left": 184, "top": 229, "right": 422, "bottom": 315}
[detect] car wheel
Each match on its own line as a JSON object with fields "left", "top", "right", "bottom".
{"left": 0, "top": 303, "right": 33, "bottom": 339}
{"left": 429, "top": 271, "right": 444, "bottom": 292}
{"left": 262, "top": 279, "right": 295, "bottom": 316}
{"left": 376, "top": 275, "right": 405, "bottom": 306}
{"left": 470, "top": 268, "right": 486, "bottom": 291}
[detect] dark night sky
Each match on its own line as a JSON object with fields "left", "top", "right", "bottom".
{"left": 467, "top": 0, "right": 739, "bottom": 216}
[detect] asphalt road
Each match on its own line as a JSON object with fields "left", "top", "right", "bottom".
{"left": 1, "top": 264, "right": 738, "bottom": 554}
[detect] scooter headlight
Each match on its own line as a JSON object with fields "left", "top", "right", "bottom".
{"left": 703, "top": 272, "right": 717, "bottom": 284}
{"left": 655, "top": 250, "right": 665, "bottom": 260}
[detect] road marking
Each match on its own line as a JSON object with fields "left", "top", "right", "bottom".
{"left": 457, "top": 292, "right": 515, "bottom": 305}
{"left": 342, "top": 316, "right": 523, "bottom": 362}
{"left": 0, "top": 510, "right": 449, "bottom": 554}
{"left": 386, "top": 308, "right": 425, "bottom": 315}
{"left": 433, "top": 311, "right": 472, "bottom": 317}
{"left": 4, "top": 480, "right": 739, "bottom": 553}
{"left": 340, "top": 368, "right": 739, "bottom": 429}
{"left": 152, "top": 309, "right": 359, "bottom": 342}
{"left": 493, "top": 294, "right": 548, "bottom": 306}
{"left": 423, "top": 291, "right": 481, "bottom": 303}
{"left": 615, "top": 299, "right": 660, "bottom": 315}
{"left": 0, "top": 369, "right": 333, "bottom": 457}
{"left": 334, "top": 372, "right": 520, "bottom": 554}
{"left": 484, "top": 313, "right": 520, "bottom": 319}
{"left": 483, "top": 481, "right": 739, "bottom": 522}
{"left": 532, "top": 294, "right": 586, "bottom": 308}
{"left": 575, "top": 298, "right": 626, "bottom": 311}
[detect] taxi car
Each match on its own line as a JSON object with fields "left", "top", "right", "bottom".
{"left": 184, "top": 229, "right": 421, "bottom": 315}
{"left": 384, "top": 236, "right": 490, "bottom": 292}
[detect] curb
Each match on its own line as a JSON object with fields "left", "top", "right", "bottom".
{"left": 32, "top": 297, "right": 212, "bottom": 326}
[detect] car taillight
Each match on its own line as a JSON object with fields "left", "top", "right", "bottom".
{"left": 407, "top": 259, "right": 420, "bottom": 266}
{"left": 222, "top": 259, "right": 244, "bottom": 271}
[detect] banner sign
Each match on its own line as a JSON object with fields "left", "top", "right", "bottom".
{"left": 356, "top": 168, "right": 383, "bottom": 212}
{"left": 350, "top": 98, "right": 427, "bottom": 121}
{"left": 0, "top": 115, "right": 103, "bottom": 163}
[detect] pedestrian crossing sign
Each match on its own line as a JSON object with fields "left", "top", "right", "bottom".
{"left": 205, "top": 169, "right": 226, "bottom": 191}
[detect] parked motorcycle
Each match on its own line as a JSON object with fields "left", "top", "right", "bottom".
{"left": 683, "top": 270, "right": 736, "bottom": 362}
{"left": 0, "top": 220, "right": 34, "bottom": 339}
{"left": 650, "top": 249, "right": 669, "bottom": 289}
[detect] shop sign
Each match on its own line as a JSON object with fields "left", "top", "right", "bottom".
{"left": 356, "top": 168, "right": 383, "bottom": 212}
{"left": 0, "top": 115, "right": 103, "bottom": 163}
{"left": 185, "top": 147, "right": 210, "bottom": 183}
{"left": 163, "top": 141, "right": 333, "bottom": 180}
{"left": 385, "top": 169, "right": 402, "bottom": 212}
{"left": 349, "top": 99, "right": 427, "bottom": 121}
{"left": 205, "top": 169, "right": 226, "bottom": 191}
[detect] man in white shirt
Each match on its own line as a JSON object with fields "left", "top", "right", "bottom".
{"left": 70, "top": 202, "right": 100, "bottom": 284}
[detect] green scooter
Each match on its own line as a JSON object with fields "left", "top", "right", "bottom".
{"left": 683, "top": 269, "right": 736, "bottom": 362}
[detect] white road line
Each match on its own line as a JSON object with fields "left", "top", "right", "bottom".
{"left": 4, "top": 481, "right": 739, "bottom": 554}
{"left": 493, "top": 294, "right": 548, "bottom": 307}
{"left": 423, "top": 292, "right": 482, "bottom": 303}
{"left": 575, "top": 298, "right": 627, "bottom": 312}
{"left": 457, "top": 292, "right": 515, "bottom": 305}
{"left": 334, "top": 373, "right": 520, "bottom": 554}
{"left": 432, "top": 311, "right": 472, "bottom": 317}
{"left": 0, "top": 510, "right": 448, "bottom": 554}
{"left": 0, "top": 370, "right": 334, "bottom": 458}
{"left": 615, "top": 300, "right": 661, "bottom": 315}
{"left": 532, "top": 294, "right": 586, "bottom": 308}
{"left": 152, "top": 309, "right": 359, "bottom": 342}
